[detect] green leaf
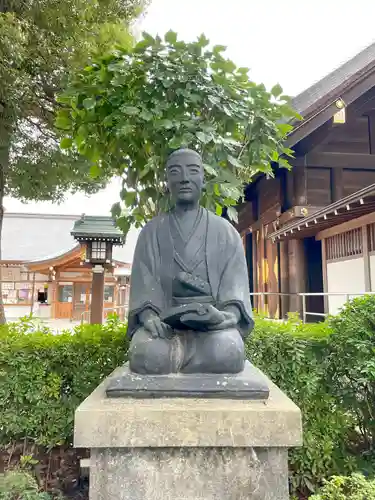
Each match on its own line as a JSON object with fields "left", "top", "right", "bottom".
{"left": 215, "top": 204, "right": 223, "bottom": 216}
{"left": 83, "top": 98, "right": 96, "bottom": 110}
{"left": 60, "top": 137, "right": 72, "bottom": 149}
{"left": 164, "top": 30, "right": 178, "bottom": 44}
{"left": 117, "top": 216, "right": 131, "bottom": 236}
{"left": 203, "top": 163, "right": 218, "bottom": 177}
{"left": 207, "top": 95, "right": 220, "bottom": 106}
{"left": 271, "top": 151, "right": 279, "bottom": 162}
{"left": 196, "top": 131, "right": 212, "bottom": 144}
{"left": 55, "top": 114, "right": 71, "bottom": 131}
{"left": 139, "top": 110, "right": 153, "bottom": 121}
{"left": 271, "top": 83, "right": 283, "bottom": 98}
{"left": 277, "top": 123, "right": 294, "bottom": 135}
{"left": 213, "top": 44, "right": 226, "bottom": 54}
{"left": 123, "top": 191, "right": 137, "bottom": 205}
{"left": 227, "top": 206, "right": 238, "bottom": 223}
{"left": 89, "top": 164, "right": 101, "bottom": 178}
{"left": 159, "top": 119, "right": 174, "bottom": 130}
{"left": 111, "top": 202, "right": 122, "bottom": 217}
{"left": 122, "top": 106, "right": 140, "bottom": 116}
{"left": 168, "top": 136, "right": 183, "bottom": 149}
{"left": 227, "top": 155, "right": 244, "bottom": 169}
{"left": 197, "top": 34, "right": 210, "bottom": 47}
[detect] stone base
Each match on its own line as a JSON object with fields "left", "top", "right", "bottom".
{"left": 75, "top": 367, "right": 302, "bottom": 500}
{"left": 90, "top": 447, "right": 288, "bottom": 500}
{"left": 106, "top": 361, "right": 269, "bottom": 399}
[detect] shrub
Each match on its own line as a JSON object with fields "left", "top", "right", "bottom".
{"left": 0, "top": 470, "right": 53, "bottom": 499}
{"left": 0, "top": 317, "right": 128, "bottom": 446}
{"left": 309, "top": 473, "right": 375, "bottom": 499}
{"left": 247, "top": 316, "right": 354, "bottom": 495}
{"left": 327, "top": 295, "right": 375, "bottom": 459}
{"left": 1, "top": 303, "right": 375, "bottom": 498}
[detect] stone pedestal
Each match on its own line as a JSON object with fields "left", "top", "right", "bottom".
{"left": 74, "top": 367, "right": 302, "bottom": 500}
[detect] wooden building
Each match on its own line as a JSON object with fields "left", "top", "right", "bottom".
{"left": 0, "top": 213, "right": 138, "bottom": 322}
{"left": 238, "top": 42, "right": 375, "bottom": 319}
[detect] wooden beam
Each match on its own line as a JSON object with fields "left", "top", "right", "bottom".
{"left": 347, "top": 87, "right": 375, "bottom": 119}
{"left": 321, "top": 239, "right": 328, "bottom": 313}
{"left": 331, "top": 167, "right": 343, "bottom": 202}
{"left": 368, "top": 112, "right": 375, "bottom": 154}
{"left": 363, "top": 225, "right": 371, "bottom": 291}
{"left": 286, "top": 70, "right": 375, "bottom": 149}
{"left": 293, "top": 165, "right": 307, "bottom": 204}
{"left": 305, "top": 152, "right": 375, "bottom": 169}
{"left": 293, "top": 121, "right": 333, "bottom": 156}
{"left": 279, "top": 240, "right": 290, "bottom": 317}
{"left": 316, "top": 211, "right": 375, "bottom": 240}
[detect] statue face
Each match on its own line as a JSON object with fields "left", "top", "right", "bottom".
{"left": 166, "top": 150, "right": 204, "bottom": 205}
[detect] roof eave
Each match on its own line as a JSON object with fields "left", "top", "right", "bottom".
{"left": 268, "top": 183, "right": 375, "bottom": 241}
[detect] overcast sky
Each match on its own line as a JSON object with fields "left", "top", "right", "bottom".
{"left": 5, "top": 0, "right": 375, "bottom": 215}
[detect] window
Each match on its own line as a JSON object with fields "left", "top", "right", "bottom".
{"left": 326, "top": 228, "right": 363, "bottom": 261}
{"left": 91, "top": 241, "right": 107, "bottom": 260}
{"left": 104, "top": 285, "right": 114, "bottom": 302}
{"left": 58, "top": 285, "right": 73, "bottom": 303}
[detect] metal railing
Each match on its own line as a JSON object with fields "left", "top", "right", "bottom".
{"left": 250, "top": 291, "right": 375, "bottom": 323}
{"left": 80, "top": 304, "right": 129, "bottom": 324}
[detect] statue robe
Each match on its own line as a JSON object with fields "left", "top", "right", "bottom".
{"left": 127, "top": 208, "right": 254, "bottom": 338}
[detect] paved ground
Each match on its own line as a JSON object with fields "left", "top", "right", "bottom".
{"left": 6, "top": 317, "right": 81, "bottom": 333}
{"left": 41, "top": 319, "right": 81, "bottom": 333}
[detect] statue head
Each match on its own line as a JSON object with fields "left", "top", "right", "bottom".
{"left": 166, "top": 148, "right": 204, "bottom": 206}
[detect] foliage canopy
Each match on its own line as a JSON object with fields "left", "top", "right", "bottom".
{"left": 0, "top": 0, "right": 147, "bottom": 322}
{"left": 58, "top": 31, "right": 300, "bottom": 234}
{"left": 0, "top": 0, "right": 146, "bottom": 202}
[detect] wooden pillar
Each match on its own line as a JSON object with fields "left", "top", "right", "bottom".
{"left": 331, "top": 167, "right": 343, "bottom": 202}
{"left": 321, "top": 238, "right": 329, "bottom": 313}
{"left": 288, "top": 239, "right": 307, "bottom": 316}
{"left": 91, "top": 266, "right": 105, "bottom": 324}
{"left": 363, "top": 225, "right": 371, "bottom": 292}
{"left": 279, "top": 240, "right": 290, "bottom": 317}
{"left": 252, "top": 229, "right": 258, "bottom": 310}
{"left": 266, "top": 238, "right": 279, "bottom": 318}
{"left": 293, "top": 164, "right": 307, "bottom": 205}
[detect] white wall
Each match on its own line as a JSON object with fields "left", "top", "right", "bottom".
{"left": 5, "top": 305, "right": 32, "bottom": 321}
{"left": 5, "top": 303, "right": 52, "bottom": 321}
{"left": 327, "top": 257, "right": 365, "bottom": 315}
{"left": 369, "top": 255, "right": 375, "bottom": 291}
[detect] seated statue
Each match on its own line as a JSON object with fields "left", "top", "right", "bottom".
{"left": 128, "top": 148, "right": 254, "bottom": 375}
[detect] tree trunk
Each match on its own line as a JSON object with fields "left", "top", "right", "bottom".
{"left": 0, "top": 172, "right": 5, "bottom": 324}
{"left": 0, "top": 126, "right": 9, "bottom": 324}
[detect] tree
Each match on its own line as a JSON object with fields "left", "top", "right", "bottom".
{"left": 58, "top": 31, "right": 300, "bottom": 235}
{"left": 0, "top": 0, "right": 147, "bottom": 323}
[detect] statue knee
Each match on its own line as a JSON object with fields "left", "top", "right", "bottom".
{"left": 129, "top": 329, "right": 172, "bottom": 375}
{"left": 209, "top": 329, "right": 245, "bottom": 373}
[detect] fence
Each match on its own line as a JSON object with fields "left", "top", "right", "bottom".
{"left": 80, "top": 304, "right": 129, "bottom": 324}
{"left": 250, "top": 291, "right": 375, "bottom": 323}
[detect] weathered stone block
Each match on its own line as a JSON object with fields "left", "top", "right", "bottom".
{"left": 75, "top": 367, "right": 302, "bottom": 499}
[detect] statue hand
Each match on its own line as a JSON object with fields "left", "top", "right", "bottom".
{"left": 180, "top": 305, "right": 225, "bottom": 329}
{"left": 209, "top": 310, "right": 238, "bottom": 330}
{"left": 143, "top": 315, "right": 172, "bottom": 339}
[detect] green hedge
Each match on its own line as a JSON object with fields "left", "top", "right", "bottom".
{"left": 247, "top": 317, "right": 351, "bottom": 494}
{"left": 0, "top": 316, "right": 129, "bottom": 447}
{"left": 1, "top": 299, "right": 375, "bottom": 497}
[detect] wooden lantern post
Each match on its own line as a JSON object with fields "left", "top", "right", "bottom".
{"left": 71, "top": 215, "right": 124, "bottom": 324}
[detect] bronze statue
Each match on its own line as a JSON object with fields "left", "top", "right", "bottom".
{"left": 127, "top": 148, "right": 254, "bottom": 375}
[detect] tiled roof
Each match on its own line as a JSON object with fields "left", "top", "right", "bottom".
{"left": 1, "top": 213, "right": 138, "bottom": 263}
{"left": 71, "top": 215, "right": 124, "bottom": 242}
{"left": 291, "top": 42, "right": 375, "bottom": 118}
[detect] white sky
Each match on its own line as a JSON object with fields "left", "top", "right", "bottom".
{"left": 5, "top": 0, "right": 375, "bottom": 215}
